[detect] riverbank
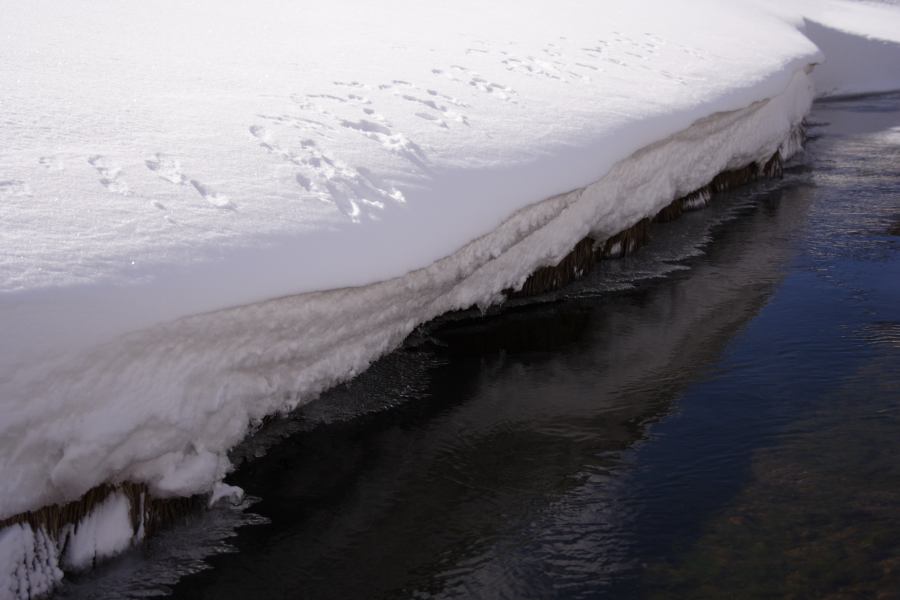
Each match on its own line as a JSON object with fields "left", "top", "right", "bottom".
{"left": 158, "top": 91, "right": 898, "bottom": 600}
{"left": 3, "top": 2, "right": 900, "bottom": 596}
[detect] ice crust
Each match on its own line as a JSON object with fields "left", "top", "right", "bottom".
{"left": 2, "top": 0, "right": 900, "bottom": 592}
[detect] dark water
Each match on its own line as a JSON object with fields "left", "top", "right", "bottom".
{"left": 58, "top": 94, "right": 900, "bottom": 599}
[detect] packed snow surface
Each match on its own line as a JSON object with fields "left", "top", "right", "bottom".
{"left": 1, "top": 0, "right": 900, "bottom": 558}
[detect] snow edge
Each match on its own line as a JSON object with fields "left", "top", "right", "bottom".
{"left": 0, "top": 65, "right": 815, "bottom": 600}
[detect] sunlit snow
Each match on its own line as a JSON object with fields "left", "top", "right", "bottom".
{"left": 1, "top": 0, "right": 900, "bottom": 596}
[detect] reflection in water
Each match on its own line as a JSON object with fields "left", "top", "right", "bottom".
{"left": 647, "top": 356, "right": 900, "bottom": 599}
{"left": 644, "top": 94, "right": 900, "bottom": 598}
{"left": 55, "top": 94, "right": 900, "bottom": 599}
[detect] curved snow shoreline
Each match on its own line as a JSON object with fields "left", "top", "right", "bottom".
{"left": 0, "top": 70, "right": 814, "bottom": 596}
{"left": 4, "top": 1, "right": 900, "bottom": 521}
{"left": 3, "top": 0, "right": 900, "bottom": 595}
{"left": 4, "top": 66, "right": 814, "bottom": 517}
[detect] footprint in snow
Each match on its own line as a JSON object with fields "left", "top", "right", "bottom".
{"left": 249, "top": 125, "right": 323, "bottom": 194}
{"left": 307, "top": 93, "right": 349, "bottom": 103}
{"left": 332, "top": 80, "right": 370, "bottom": 90}
{"left": 250, "top": 124, "right": 307, "bottom": 167}
{"left": 259, "top": 111, "right": 335, "bottom": 136}
{"left": 145, "top": 152, "right": 232, "bottom": 209}
{"left": 438, "top": 65, "right": 518, "bottom": 103}
{"left": 0, "top": 179, "right": 32, "bottom": 197}
{"left": 145, "top": 153, "right": 189, "bottom": 185}
{"left": 190, "top": 179, "right": 234, "bottom": 209}
{"left": 582, "top": 42, "right": 607, "bottom": 57}
{"left": 494, "top": 41, "right": 598, "bottom": 83}
{"left": 379, "top": 80, "right": 469, "bottom": 127}
{"left": 500, "top": 54, "right": 563, "bottom": 81}
{"left": 414, "top": 112, "right": 449, "bottom": 128}
{"left": 294, "top": 88, "right": 430, "bottom": 167}
{"left": 88, "top": 155, "right": 130, "bottom": 195}
{"left": 339, "top": 118, "right": 392, "bottom": 136}
{"left": 38, "top": 155, "right": 64, "bottom": 171}
{"left": 248, "top": 123, "right": 404, "bottom": 222}
{"left": 338, "top": 118, "right": 428, "bottom": 168}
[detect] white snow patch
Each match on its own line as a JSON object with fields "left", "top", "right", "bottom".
{"left": 1, "top": 0, "right": 900, "bottom": 592}
{"left": 0, "top": 525, "right": 63, "bottom": 600}
{"left": 60, "top": 492, "right": 135, "bottom": 571}
{"left": 208, "top": 484, "right": 245, "bottom": 508}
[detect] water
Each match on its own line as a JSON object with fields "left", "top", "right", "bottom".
{"left": 56, "top": 94, "right": 900, "bottom": 599}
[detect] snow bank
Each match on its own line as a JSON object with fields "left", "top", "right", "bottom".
{"left": 2, "top": 0, "right": 900, "bottom": 590}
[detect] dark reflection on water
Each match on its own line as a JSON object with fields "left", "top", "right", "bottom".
{"left": 56, "top": 94, "right": 900, "bottom": 599}
{"left": 640, "top": 94, "right": 900, "bottom": 599}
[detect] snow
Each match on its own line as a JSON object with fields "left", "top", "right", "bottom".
{"left": 0, "top": 492, "right": 140, "bottom": 600}
{"left": 60, "top": 493, "right": 135, "bottom": 571}
{"left": 0, "top": 525, "right": 62, "bottom": 600}
{"left": 208, "top": 483, "right": 245, "bottom": 508}
{"left": 1, "top": 0, "right": 900, "bottom": 590}
{"left": 760, "top": 0, "right": 900, "bottom": 96}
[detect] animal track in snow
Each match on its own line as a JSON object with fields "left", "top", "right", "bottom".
{"left": 145, "top": 152, "right": 233, "bottom": 209}
{"left": 468, "top": 75, "right": 516, "bottom": 100}
{"left": 258, "top": 112, "right": 335, "bottom": 136}
{"left": 307, "top": 92, "right": 374, "bottom": 110}
{"left": 499, "top": 52, "right": 564, "bottom": 81}
{"left": 249, "top": 123, "right": 405, "bottom": 223}
{"left": 189, "top": 179, "right": 233, "bottom": 209}
{"left": 338, "top": 118, "right": 428, "bottom": 166}
{"left": 599, "top": 31, "right": 664, "bottom": 69}
{"left": 145, "top": 153, "right": 189, "bottom": 185}
{"left": 307, "top": 93, "right": 355, "bottom": 104}
{"left": 292, "top": 90, "right": 430, "bottom": 167}
{"left": 87, "top": 155, "right": 130, "bottom": 195}
{"left": 377, "top": 80, "right": 470, "bottom": 127}
{"left": 332, "top": 80, "right": 372, "bottom": 91}
{"left": 0, "top": 179, "right": 32, "bottom": 197}
{"left": 414, "top": 111, "right": 449, "bottom": 128}
{"left": 440, "top": 65, "right": 518, "bottom": 102}
{"left": 250, "top": 124, "right": 307, "bottom": 167}
{"left": 291, "top": 92, "right": 384, "bottom": 130}
{"left": 582, "top": 42, "right": 607, "bottom": 57}
{"left": 338, "top": 118, "right": 391, "bottom": 136}
{"left": 461, "top": 41, "right": 597, "bottom": 85}
{"left": 38, "top": 155, "right": 64, "bottom": 171}
{"left": 673, "top": 41, "right": 712, "bottom": 61}
{"left": 541, "top": 42, "right": 602, "bottom": 80}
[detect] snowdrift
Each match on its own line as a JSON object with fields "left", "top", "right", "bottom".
{"left": 2, "top": 0, "right": 900, "bottom": 596}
